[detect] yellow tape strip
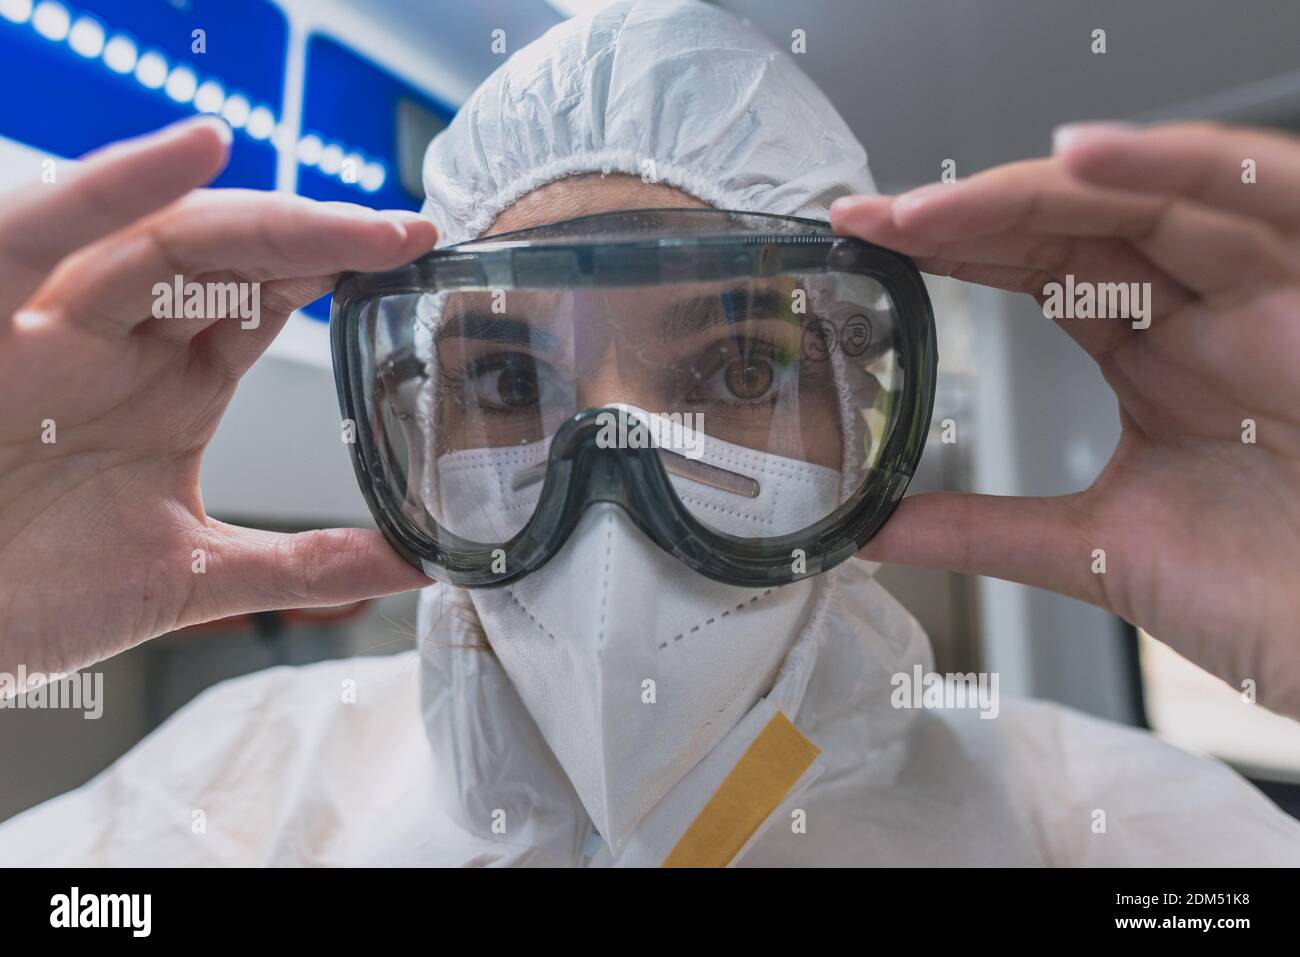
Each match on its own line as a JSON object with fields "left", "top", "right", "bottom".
{"left": 662, "top": 711, "right": 820, "bottom": 868}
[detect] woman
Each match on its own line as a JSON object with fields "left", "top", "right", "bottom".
{"left": 1, "top": 0, "right": 1298, "bottom": 865}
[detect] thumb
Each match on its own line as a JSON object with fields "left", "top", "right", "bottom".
{"left": 859, "top": 492, "right": 1107, "bottom": 609}
{"left": 189, "top": 523, "right": 430, "bottom": 622}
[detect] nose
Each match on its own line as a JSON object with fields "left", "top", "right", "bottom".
{"left": 573, "top": 354, "right": 665, "bottom": 412}
{"left": 510, "top": 406, "right": 760, "bottom": 499}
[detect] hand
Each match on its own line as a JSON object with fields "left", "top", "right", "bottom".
{"left": 0, "top": 117, "right": 436, "bottom": 679}
{"left": 831, "top": 121, "right": 1300, "bottom": 718}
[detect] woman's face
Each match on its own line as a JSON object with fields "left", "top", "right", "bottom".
{"left": 430, "top": 174, "right": 843, "bottom": 470}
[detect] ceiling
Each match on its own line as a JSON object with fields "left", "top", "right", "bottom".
{"left": 716, "top": 0, "right": 1300, "bottom": 191}
{"left": 347, "top": 0, "right": 1300, "bottom": 193}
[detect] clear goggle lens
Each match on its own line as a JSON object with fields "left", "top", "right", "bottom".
{"left": 358, "top": 272, "right": 906, "bottom": 547}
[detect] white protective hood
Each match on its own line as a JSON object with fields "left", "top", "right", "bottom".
{"left": 419, "top": 0, "right": 875, "bottom": 246}
{"left": 416, "top": 0, "right": 884, "bottom": 862}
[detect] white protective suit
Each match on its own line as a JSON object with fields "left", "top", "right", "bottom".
{"left": 2, "top": 0, "right": 1299, "bottom": 867}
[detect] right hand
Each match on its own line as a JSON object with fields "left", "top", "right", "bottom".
{"left": 833, "top": 122, "right": 1300, "bottom": 718}
{"left": 0, "top": 117, "right": 437, "bottom": 680}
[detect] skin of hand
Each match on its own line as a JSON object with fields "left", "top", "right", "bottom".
{"left": 0, "top": 116, "right": 439, "bottom": 679}
{"left": 832, "top": 121, "right": 1300, "bottom": 720}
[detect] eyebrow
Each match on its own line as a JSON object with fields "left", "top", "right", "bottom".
{"left": 434, "top": 287, "right": 790, "bottom": 349}
{"left": 434, "top": 311, "right": 566, "bottom": 353}
{"left": 658, "top": 287, "right": 789, "bottom": 342}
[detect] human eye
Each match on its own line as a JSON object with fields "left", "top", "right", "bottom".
{"left": 685, "top": 337, "right": 795, "bottom": 407}
{"left": 462, "top": 352, "right": 564, "bottom": 411}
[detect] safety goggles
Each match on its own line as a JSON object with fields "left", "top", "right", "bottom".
{"left": 331, "top": 208, "right": 936, "bottom": 587}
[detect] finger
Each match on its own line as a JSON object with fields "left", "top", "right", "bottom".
{"left": 187, "top": 207, "right": 437, "bottom": 379}
{"left": 36, "top": 192, "right": 438, "bottom": 336}
{"left": 832, "top": 195, "right": 1192, "bottom": 359}
{"left": 153, "top": 194, "right": 439, "bottom": 282}
{"left": 836, "top": 159, "right": 1170, "bottom": 242}
{"left": 833, "top": 193, "right": 1190, "bottom": 307}
{"left": 1055, "top": 121, "right": 1300, "bottom": 232}
{"left": 0, "top": 116, "right": 231, "bottom": 316}
{"left": 834, "top": 160, "right": 1296, "bottom": 298}
{"left": 190, "top": 524, "right": 429, "bottom": 622}
{"left": 913, "top": 257, "right": 1052, "bottom": 295}
{"left": 191, "top": 275, "right": 336, "bottom": 379}
{"left": 1115, "top": 198, "right": 1298, "bottom": 297}
{"left": 859, "top": 491, "right": 1108, "bottom": 611}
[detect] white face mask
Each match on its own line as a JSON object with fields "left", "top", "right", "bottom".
{"left": 430, "top": 421, "right": 839, "bottom": 850}
{"left": 467, "top": 503, "right": 821, "bottom": 849}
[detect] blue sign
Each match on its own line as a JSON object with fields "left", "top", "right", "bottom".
{"left": 297, "top": 31, "right": 454, "bottom": 318}
{"left": 0, "top": 0, "right": 457, "bottom": 322}
{"left": 0, "top": 0, "right": 287, "bottom": 189}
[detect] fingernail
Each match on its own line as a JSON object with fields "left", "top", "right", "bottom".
{"left": 1052, "top": 121, "right": 1138, "bottom": 152}
{"left": 829, "top": 196, "right": 862, "bottom": 217}
{"left": 894, "top": 182, "right": 950, "bottom": 216}
{"left": 165, "top": 114, "right": 232, "bottom": 146}
{"left": 207, "top": 116, "right": 233, "bottom": 146}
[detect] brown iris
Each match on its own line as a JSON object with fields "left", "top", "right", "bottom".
{"left": 497, "top": 363, "right": 539, "bottom": 407}
{"left": 723, "top": 357, "right": 774, "bottom": 400}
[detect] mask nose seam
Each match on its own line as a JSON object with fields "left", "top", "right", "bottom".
{"left": 598, "top": 507, "right": 614, "bottom": 649}
{"left": 656, "top": 588, "right": 777, "bottom": 651}
{"left": 501, "top": 588, "right": 558, "bottom": 641}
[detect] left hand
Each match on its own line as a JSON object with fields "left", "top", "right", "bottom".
{"left": 830, "top": 121, "right": 1300, "bottom": 718}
